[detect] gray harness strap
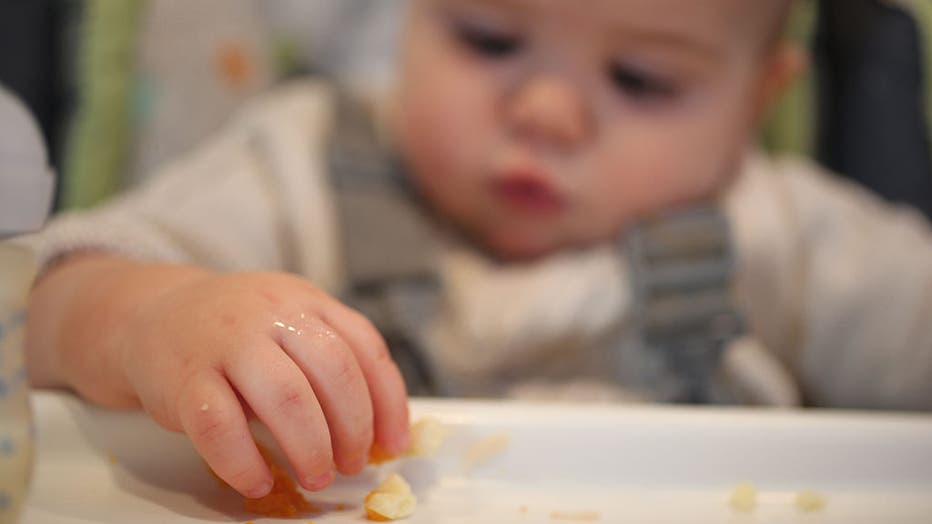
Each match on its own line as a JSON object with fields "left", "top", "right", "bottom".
{"left": 624, "top": 208, "right": 744, "bottom": 403}
{"left": 327, "top": 92, "right": 746, "bottom": 402}
{"left": 326, "top": 93, "right": 443, "bottom": 395}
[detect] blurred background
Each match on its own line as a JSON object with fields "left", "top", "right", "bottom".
{"left": 1, "top": 0, "right": 930, "bottom": 218}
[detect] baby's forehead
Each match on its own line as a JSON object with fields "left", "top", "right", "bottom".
{"left": 418, "top": 0, "right": 790, "bottom": 47}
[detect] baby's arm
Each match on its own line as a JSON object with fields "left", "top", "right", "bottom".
{"left": 22, "top": 83, "right": 409, "bottom": 496}
{"left": 27, "top": 252, "right": 409, "bottom": 497}
{"left": 730, "top": 156, "right": 932, "bottom": 410}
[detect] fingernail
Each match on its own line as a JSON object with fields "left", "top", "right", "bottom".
{"left": 248, "top": 479, "right": 273, "bottom": 498}
{"left": 305, "top": 469, "right": 335, "bottom": 490}
{"left": 347, "top": 453, "right": 368, "bottom": 473}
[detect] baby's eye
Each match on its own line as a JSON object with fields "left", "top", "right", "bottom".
{"left": 454, "top": 21, "right": 523, "bottom": 59}
{"left": 608, "top": 64, "right": 678, "bottom": 101}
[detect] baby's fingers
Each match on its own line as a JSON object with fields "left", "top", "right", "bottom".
{"left": 321, "top": 303, "right": 410, "bottom": 457}
{"left": 176, "top": 370, "right": 272, "bottom": 498}
{"left": 275, "top": 318, "right": 374, "bottom": 476}
{"left": 225, "top": 340, "right": 335, "bottom": 491}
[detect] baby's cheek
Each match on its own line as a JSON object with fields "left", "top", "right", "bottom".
{"left": 582, "top": 159, "right": 716, "bottom": 236}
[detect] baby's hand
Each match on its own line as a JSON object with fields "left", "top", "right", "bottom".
{"left": 115, "top": 271, "right": 409, "bottom": 497}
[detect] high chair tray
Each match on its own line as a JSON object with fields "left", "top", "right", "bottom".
{"left": 21, "top": 391, "right": 932, "bottom": 523}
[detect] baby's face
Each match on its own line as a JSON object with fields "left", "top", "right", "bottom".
{"left": 395, "top": 0, "right": 791, "bottom": 260}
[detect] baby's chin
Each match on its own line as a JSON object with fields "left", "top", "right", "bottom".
{"left": 475, "top": 223, "right": 626, "bottom": 263}
{"left": 476, "top": 230, "right": 572, "bottom": 263}
{"left": 448, "top": 210, "right": 614, "bottom": 262}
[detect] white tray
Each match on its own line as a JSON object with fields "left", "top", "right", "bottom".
{"left": 21, "top": 391, "right": 932, "bottom": 523}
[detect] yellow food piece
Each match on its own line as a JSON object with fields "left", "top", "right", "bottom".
{"left": 365, "top": 473, "right": 417, "bottom": 521}
{"left": 462, "top": 433, "right": 511, "bottom": 472}
{"left": 795, "top": 491, "right": 827, "bottom": 512}
{"left": 370, "top": 417, "right": 449, "bottom": 465}
{"left": 406, "top": 417, "right": 448, "bottom": 457}
{"left": 729, "top": 483, "right": 757, "bottom": 513}
{"left": 377, "top": 474, "right": 412, "bottom": 494}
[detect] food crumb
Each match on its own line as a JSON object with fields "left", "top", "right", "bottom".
{"left": 365, "top": 473, "right": 417, "bottom": 521}
{"left": 729, "top": 483, "right": 757, "bottom": 513}
{"left": 335, "top": 503, "right": 347, "bottom": 510}
{"left": 519, "top": 505, "right": 528, "bottom": 513}
{"left": 795, "top": 491, "right": 827, "bottom": 513}
{"left": 200, "top": 403, "right": 210, "bottom": 412}
{"left": 107, "top": 452, "right": 118, "bottom": 464}
{"left": 549, "top": 510, "right": 601, "bottom": 521}
{"left": 406, "top": 417, "right": 448, "bottom": 457}
{"left": 462, "top": 433, "right": 510, "bottom": 472}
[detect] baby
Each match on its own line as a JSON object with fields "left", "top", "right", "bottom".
{"left": 20, "top": 0, "right": 932, "bottom": 502}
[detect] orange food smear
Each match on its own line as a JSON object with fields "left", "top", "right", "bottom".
{"left": 228, "top": 442, "right": 319, "bottom": 518}
{"left": 367, "top": 442, "right": 397, "bottom": 465}
{"left": 365, "top": 509, "right": 391, "bottom": 521}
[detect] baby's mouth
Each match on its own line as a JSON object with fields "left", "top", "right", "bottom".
{"left": 493, "top": 169, "right": 567, "bottom": 215}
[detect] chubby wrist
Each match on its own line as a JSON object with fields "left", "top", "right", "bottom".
{"left": 28, "top": 252, "right": 211, "bottom": 407}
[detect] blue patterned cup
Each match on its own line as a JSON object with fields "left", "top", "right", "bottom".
{"left": 0, "top": 243, "right": 36, "bottom": 524}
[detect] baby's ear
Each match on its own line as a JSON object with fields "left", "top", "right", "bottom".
{"left": 753, "top": 42, "right": 807, "bottom": 124}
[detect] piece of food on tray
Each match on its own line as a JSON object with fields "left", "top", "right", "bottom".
{"left": 212, "top": 441, "right": 318, "bottom": 518}
{"left": 406, "top": 417, "right": 448, "bottom": 457}
{"left": 370, "top": 417, "right": 448, "bottom": 464}
{"left": 244, "top": 442, "right": 319, "bottom": 518}
{"left": 795, "top": 490, "right": 827, "bottom": 512}
{"left": 728, "top": 483, "right": 757, "bottom": 513}
{"left": 462, "top": 432, "right": 511, "bottom": 472}
{"left": 365, "top": 473, "right": 417, "bottom": 521}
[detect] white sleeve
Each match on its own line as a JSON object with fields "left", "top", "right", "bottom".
{"left": 728, "top": 154, "right": 932, "bottom": 410}
{"left": 18, "top": 81, "right": 343, "bottom": 290}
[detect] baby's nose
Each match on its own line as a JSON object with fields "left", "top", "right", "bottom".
{"left": 506, "top": 76, "right": 592, "bottom": 152}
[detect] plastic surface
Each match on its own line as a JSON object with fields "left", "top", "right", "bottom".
{"left": 21, "top": 392, "right": 932, "bottom": 523}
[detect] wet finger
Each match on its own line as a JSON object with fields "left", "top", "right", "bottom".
{"left": 319, "top": 302, "right": 410, "bottom": 456}
{"left": 273, "top": 315, "right": 374, "bottom": 475}
{"left": 225, "top": 340, "right": 335, "bottom": 491}
{"left": 176, "top": 370, "right": 272, "bottom": 498}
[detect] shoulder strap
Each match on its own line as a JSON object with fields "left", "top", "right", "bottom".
{"left": 623, "top": 206, "right": 745, "bottom": 403}
{"left": 326, "top": 92, "right": 439, "bottom": 285}
{"left": 325, "top": 91, "right": 443, "bottom": 395}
